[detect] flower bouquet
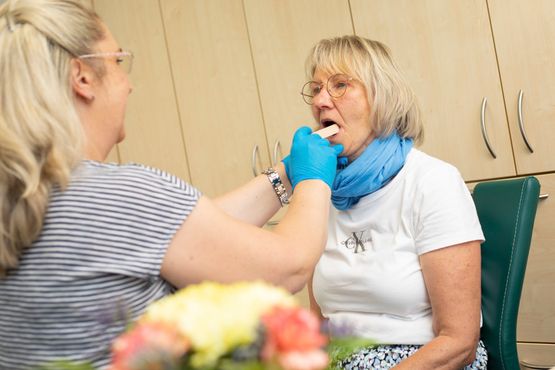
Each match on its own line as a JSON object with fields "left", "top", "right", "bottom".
{"left": 110, "top": 281, "right": 330, "bottom": 370}
{"left": 37, "top": 281, "right": 373, "bottom": 370}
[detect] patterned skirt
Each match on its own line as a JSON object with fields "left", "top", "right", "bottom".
{"left": 339, "top": 340, "right": 487, "bottom": 370}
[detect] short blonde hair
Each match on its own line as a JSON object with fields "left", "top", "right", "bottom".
{"left": 306, "top": 35, "right": 423, "bottom": 143}
{"left": 0, "top": 0, "right": 104, "bottom": 276}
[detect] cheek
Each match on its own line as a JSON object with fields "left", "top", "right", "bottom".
{"left": 347, "top": 105, "right": 372, "bottom": 133}
{"left": 311, "top": 106, "right": 319, "bottom": 121}
{"left": 115, "top": 80, "right": 131, "bottom": 110}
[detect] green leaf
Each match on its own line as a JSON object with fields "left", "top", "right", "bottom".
{"left": 185, "top": 359, "right": 268, "bottom": 370}
{"left": 34, "top": 361, "right": 96, "bottom": 370}
{"left": 326, "top": 337, "right": 376, "bottom": 370}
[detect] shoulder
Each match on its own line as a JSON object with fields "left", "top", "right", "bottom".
{"left": 407, "top": 149, "right": 461, "bottom": 178}
{"left": 406, "top": 151, "right": 483, "bottom": 253}
{"left": 51, "top": 161, "right": 202, "bottom": 217}
{"left": 404, "top": 149, "right": 465, "bottom": 194}
{"left": 74, "top": 161, "right": 201, "bottom": 198}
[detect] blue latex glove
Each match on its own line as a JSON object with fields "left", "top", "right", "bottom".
{"left": 286, "top": 126, "right": 343, "bottom": 190}
{"left": 283, "top": 154, "right": 348, "bottom": 182}
{"left": 282, "top": 155, "right": 291, "bottom": 183}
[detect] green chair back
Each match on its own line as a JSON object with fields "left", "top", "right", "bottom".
{"left": 472, "top": 176, "right": 540, "bottom": 370}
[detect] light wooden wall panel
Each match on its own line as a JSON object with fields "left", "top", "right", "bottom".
{"left": 517, "top": 174, "right": 555, "bottom": 343}
{"left": 350, "top": 0, "right": 516, "bottom": 182}
{"left": 160, "top": 0, "right": 268, "bottom": 196}
{"left": 94, "top": 0, "right": 190, "bottom": 181}
{"left": 489, "top": 0, "right": 555, "bottom": 175}
{"left": 518, "top": 343, "right": 555, "bottom": 369}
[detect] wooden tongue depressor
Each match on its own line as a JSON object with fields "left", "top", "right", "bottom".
{"left": 314, "top": 124, "right": 339, "bottom": 139}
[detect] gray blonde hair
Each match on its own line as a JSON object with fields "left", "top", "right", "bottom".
{"left": 0, "top": 0, "right": 104, "bottom": 277}
{"left": 306, "top": 35, "right": 423, "bottom": 143}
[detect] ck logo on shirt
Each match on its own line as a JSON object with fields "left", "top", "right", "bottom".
{"left": 340, "top": 230, "right": 372, "bottom": 254}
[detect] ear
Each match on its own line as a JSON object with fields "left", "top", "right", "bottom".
{"left": 70, "top": 58, "right": 96, "bottom": 103}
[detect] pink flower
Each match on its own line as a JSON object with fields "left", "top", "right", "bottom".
{"left": 110, "top": 322, "right": 189, "bottom": 370}
{"left": 261, "top": 306, "right": 328, "bottom": 361}
{"left": 278, "top": 350, "right": 330, "bottom": 370}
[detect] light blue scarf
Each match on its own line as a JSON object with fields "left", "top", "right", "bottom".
{"left": 332, "top": 133, "right": 413, "bottom": 210}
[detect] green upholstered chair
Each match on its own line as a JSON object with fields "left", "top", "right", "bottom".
{"left": 472, "top": 176, "right": 540, "bottom": 370}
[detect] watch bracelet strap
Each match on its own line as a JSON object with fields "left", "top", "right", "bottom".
{"left": 262, "top": 168, "right": 290, "bottom": 207}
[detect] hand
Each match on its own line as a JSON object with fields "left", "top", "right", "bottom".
{"left": 287, "top": 126, "right": 343, "bottom": 190}
{"left": 283, "top": 154, "right": 348, "bottom": 183}
{"left": 282, "top": 155, "right": 291, "bottom": 184}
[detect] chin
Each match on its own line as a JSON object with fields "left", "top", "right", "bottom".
{"left": 330, "top": 137, "right": 347, "bottom": 149}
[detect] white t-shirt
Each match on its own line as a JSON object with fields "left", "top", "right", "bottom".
{"left": 312, "top": 148, "right": 484, "bottom": 345}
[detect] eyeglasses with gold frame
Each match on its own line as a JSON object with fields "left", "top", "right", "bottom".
{"left": 301, "top": 73, "right": 354, "bottom": 105}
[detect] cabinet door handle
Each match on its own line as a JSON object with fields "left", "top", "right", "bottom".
{"left": 251, "top": 144, "right": 260, "bottom": 177}
{"left": 517, "top": 89, "right": 534, "bottom": 153}
{"left": 480, "top": 97, "right": 497, "bottom": 158}
{"left": 272, "top": 140, "right": 283, "bottom": 166}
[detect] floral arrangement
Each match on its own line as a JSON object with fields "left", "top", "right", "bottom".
{"left": 37, "top": 281, "right": 373, "bottom": 370}
{"left": 110, "top": 281, "right": 330, "bottom": 370}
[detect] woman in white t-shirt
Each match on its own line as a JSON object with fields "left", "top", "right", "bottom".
{"left": 293, "top": 35, "right": 487, "bottom": 369}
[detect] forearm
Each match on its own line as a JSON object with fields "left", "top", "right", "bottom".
{"left": 272, "top": 180, "right": 331, "bottom": 291}
{"left": 166, "top": 179, "right": 331, "bottom": 292}
{"left": 213, "top": 163, "right": 292, "bottom": 226}
{"left": 393, "top": 335, "right": 477, "bottom": 370}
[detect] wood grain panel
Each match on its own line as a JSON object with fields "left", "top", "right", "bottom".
{"left": 94, "top": 0, "right": 190, "bottom": 181}
{"left": 518, "top": 342, "right": 555, "bottom": 369}
{"left": 161, "top": 0, "right": 269, "bottom": 196}
{"left": 350, "top": 0, "right": 516, "bottom": 181}
{"left": 517, "top": 174, "right": 555, "bottom": 343}
{"left": 489, "top": 0, "right": 555, "bottom": 175}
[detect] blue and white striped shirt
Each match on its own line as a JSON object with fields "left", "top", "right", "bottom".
{"left": 0, "top": 161, "right": 200, "bottom": 370}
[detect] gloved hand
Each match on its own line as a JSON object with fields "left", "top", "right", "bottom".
{"left": 282, "top": 154, "right": 291, "bottom": 183}
{"left": 285, "top": 126, "right": 343, "bottom": 190}
{"left": 282, "top": 153, "right": 348, "bottom": 184}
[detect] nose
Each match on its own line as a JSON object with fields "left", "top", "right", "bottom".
{"left": 311, "top": 88, "right": 333, "bottom": 109}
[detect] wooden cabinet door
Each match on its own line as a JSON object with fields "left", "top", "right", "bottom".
{"left": 518, "top": 343, "right": 555, "bottom": 369}
{"left": 243, "top": 0, "right": 353, "bottom": 163}
{"left": 488, "top": 0, "right": 555, "bottom": 175}
{"left": 94, "top": 0, "right": 190, "bottom": 181}
{"left": 160, "top": 0, "right": 269, "bottom": 197}
{"left": 517, "top": 173, "right": 555, "bottom": 344}
{"left": 350, "top": 0, "right": 516, "bottom": 182}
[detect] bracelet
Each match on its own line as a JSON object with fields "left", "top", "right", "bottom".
{"left": 262, "top": 168, "right": 290, "bottom": 207}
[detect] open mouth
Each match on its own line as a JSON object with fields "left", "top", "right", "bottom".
{"left": 321, "top": 119, "right": 337, "bottom": 128}
{"left": 314, "top": 120, "right": 339, "bottom": 139}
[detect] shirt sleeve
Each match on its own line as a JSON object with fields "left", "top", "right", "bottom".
{"left": 74, "top": 162, "right": 202, "bottom": 279}
{"left": 413, "top": 164, "right": 484, "bottom": 255}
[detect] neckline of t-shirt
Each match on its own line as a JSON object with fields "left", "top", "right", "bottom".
{"left": 348, "top": 147, "right": 419, "bottom": 209}
{"left": 81, "top": 159, "right": 122, "bottom": 168}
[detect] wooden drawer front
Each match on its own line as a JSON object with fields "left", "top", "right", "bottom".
{"left": 518, "top": 342, "right": 555, "bottom": 369}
